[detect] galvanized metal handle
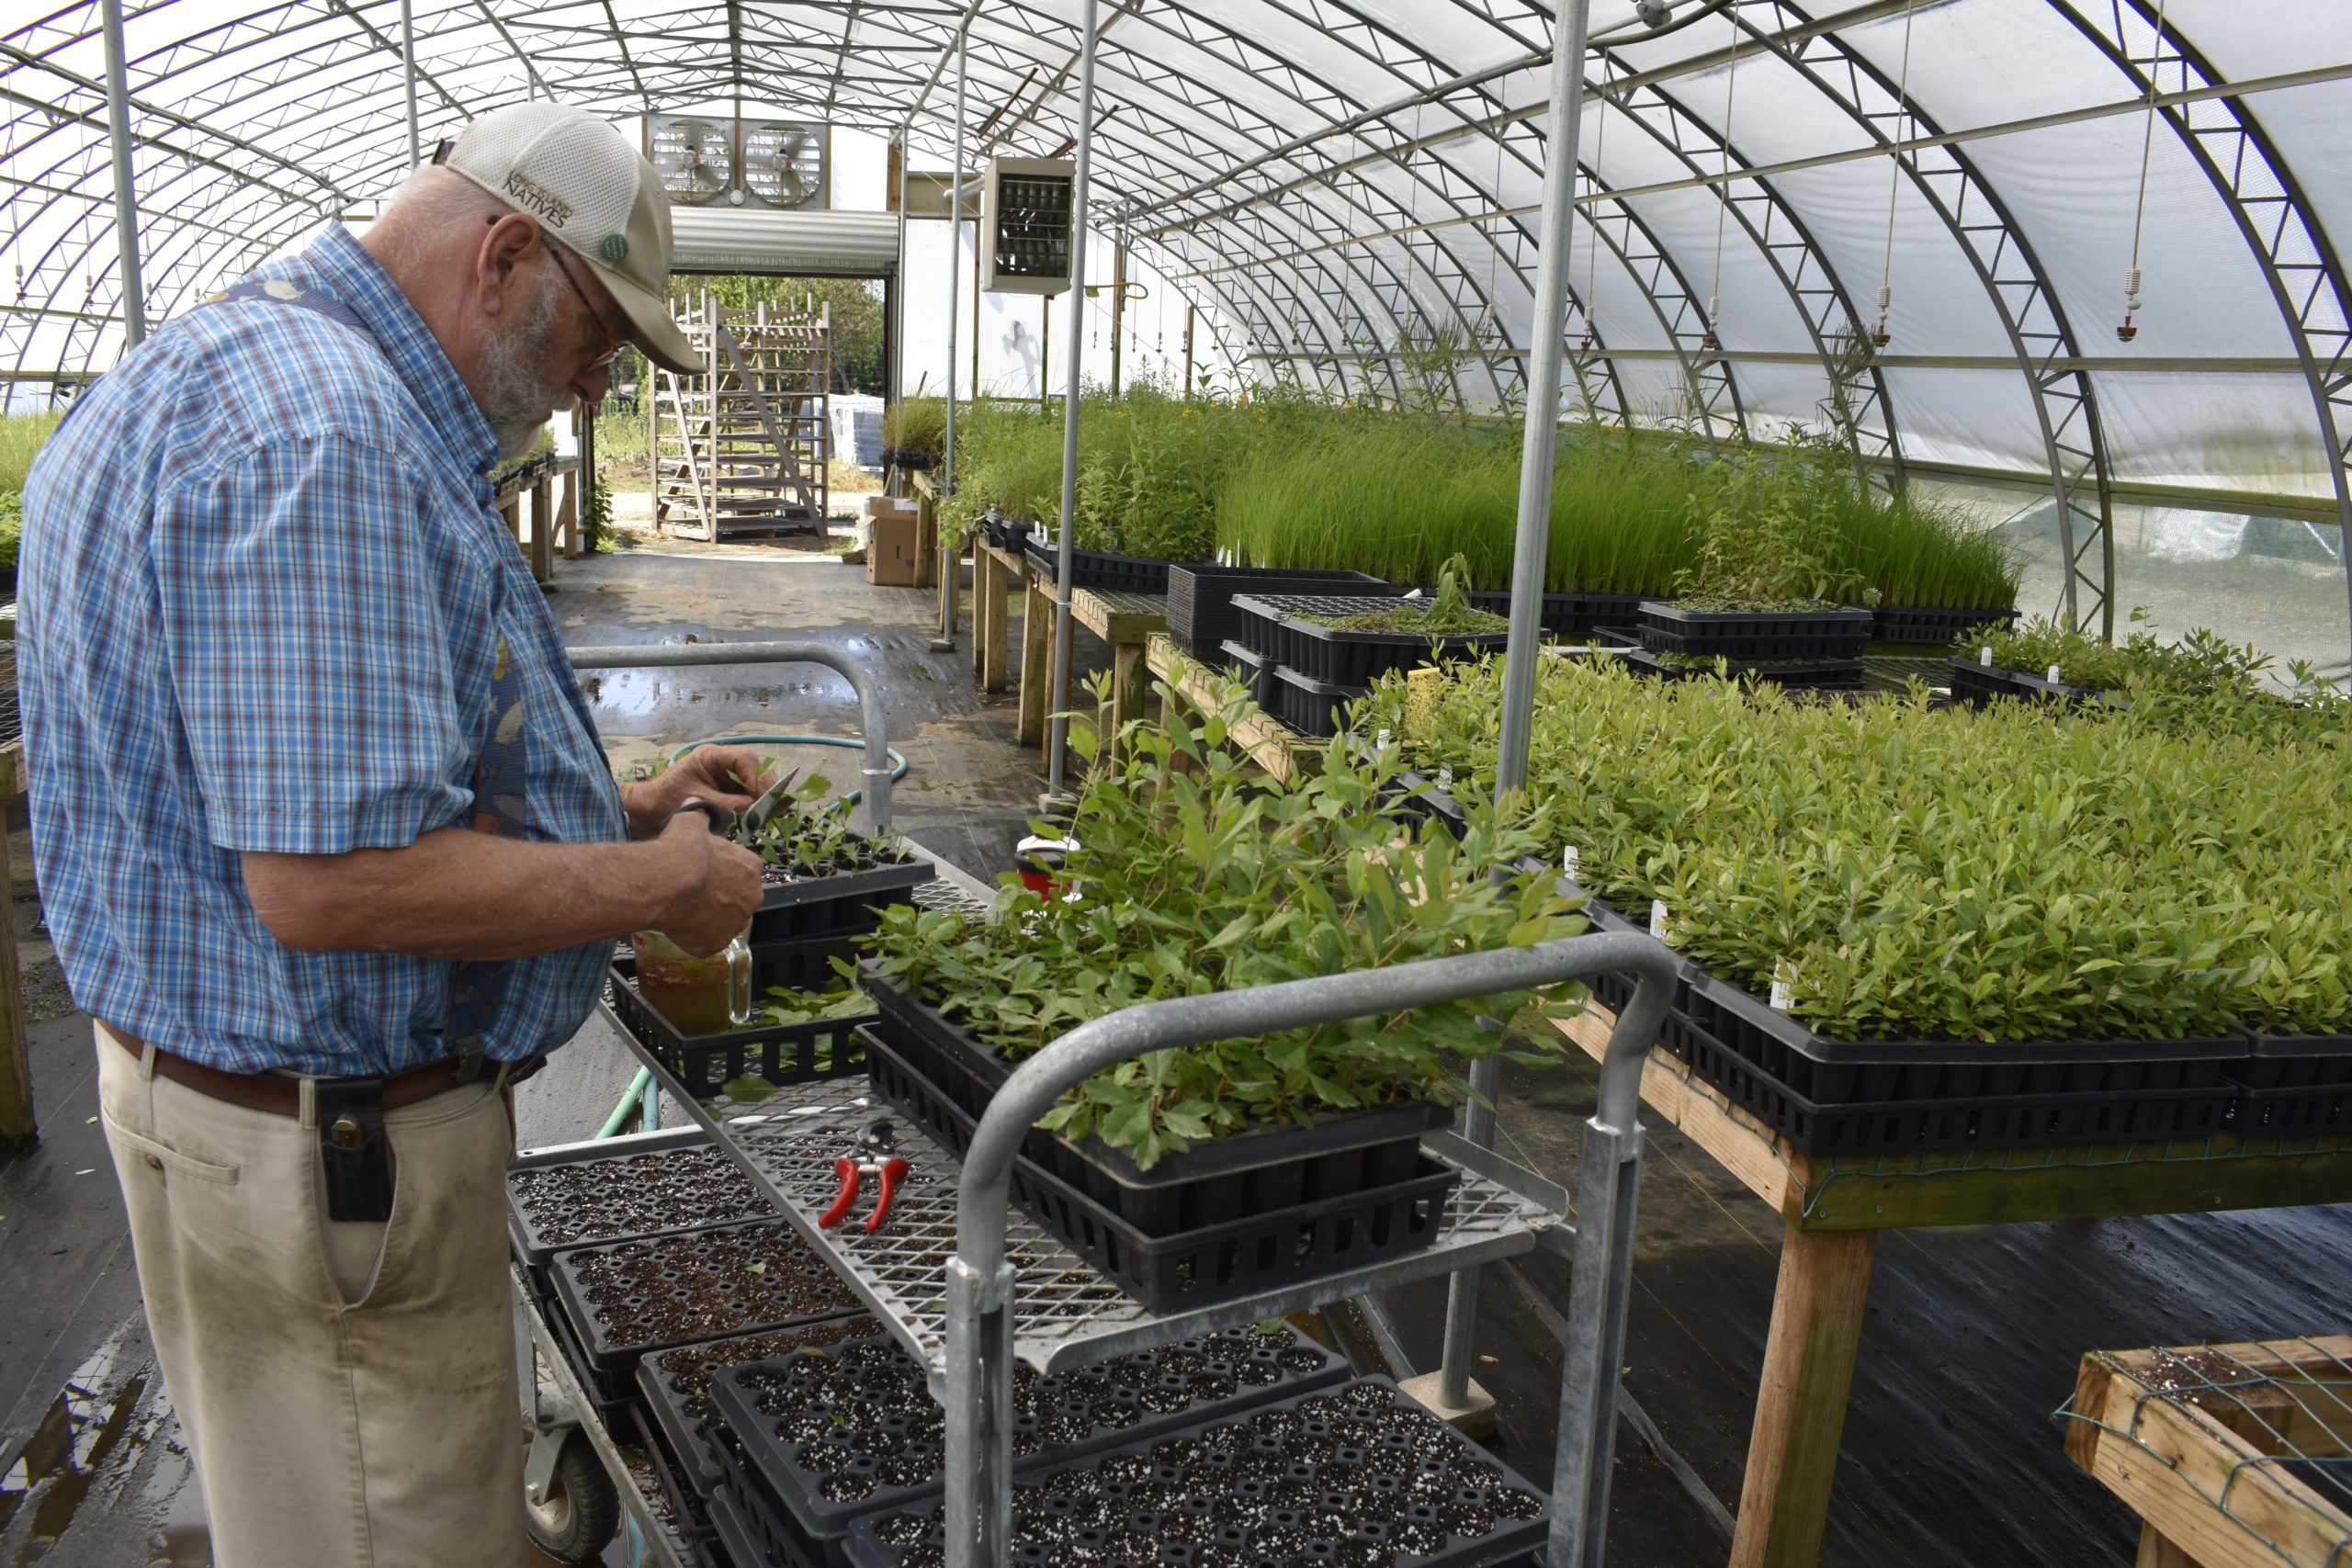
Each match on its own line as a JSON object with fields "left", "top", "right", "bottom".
{"left": 944, "top": 929, "right": 1679, "bottom": 1568}
{"left": 564, "top": 641, "right": 894, "bottom": 836}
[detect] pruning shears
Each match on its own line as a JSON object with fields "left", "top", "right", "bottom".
{"left": 820, "top": 1118, "right": 909, "bottom": 1235}
{"left": 672, "top": 766, "right": 799, "bottom": 844}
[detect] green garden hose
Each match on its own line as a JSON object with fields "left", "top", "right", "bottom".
{"left": 667, "top": 732, "right": 910, "bottom": 807}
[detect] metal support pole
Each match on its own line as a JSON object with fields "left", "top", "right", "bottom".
{"left": 563, "top": 642, "right": 895, "bottom": 836}
{"left": 99, "top": 0, "right": 145, "bottom": 349}
{"left": 1109, "top": 240, "right": 1128, "bottom": 397}
{"left": 942, "top": 931, "right": 1674, "bottom": 1568}
{"left": 1045, "top": 0, "right": 1102, "bottom": 803}
{"left": 943, "top": 25, "right": 967, "bottom": 501}
{"left": 400, "top": 0, "right": 421, "bottom": 170}
{"left": 1495, "top": 0, "right": 1593, "bottom": 800}
{"left": 1436, "top": 0, "right": 1594, "bottom": 1420}
{"left": 1183, "top": 304, "right": 1195, "bottom": 399}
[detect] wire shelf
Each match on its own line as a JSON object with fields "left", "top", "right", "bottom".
{"left": 657, "top": 1067, "right": 1565, "bottom": 1379}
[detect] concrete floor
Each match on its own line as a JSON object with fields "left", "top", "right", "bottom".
{"left": 6, "top": 535, "right": 2352, "bottom": 1567}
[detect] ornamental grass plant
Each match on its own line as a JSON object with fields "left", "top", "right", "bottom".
{"left": 1357, "top": 655, "right": 2352, "bottom": 1043}
{"left": 859, "top": 682, "right": 1585, "bottom": 1168}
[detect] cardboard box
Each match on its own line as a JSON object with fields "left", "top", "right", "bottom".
{"left": 865, "top": 511, "right": 920, "bottom": 586}
{"left": 863, "top": 494, "right": 919, "bottom": 524}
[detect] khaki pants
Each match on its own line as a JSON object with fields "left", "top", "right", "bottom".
{"left": 96, "top": 1030, "right": 526, "bottom": 1568}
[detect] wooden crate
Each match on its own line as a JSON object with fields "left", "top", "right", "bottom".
{"left": 2067, "top": 1337, "right": 2352, "bottom": 1568}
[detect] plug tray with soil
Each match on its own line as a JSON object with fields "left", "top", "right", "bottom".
{"left": 509, "top": 1129, "right": 772, "bottom": 1289}
{"left": 549, "top": 1219, "right": 867, "bottom": 1404}
{"left": 714, "top": 1325, "right": 1348, "bottom": 1568}
{"left": 842, "top": 1376, "right": 1550, "bottom": 1568}
{"left": 638, "top": 1317, "right": 889, "bottom": 1525}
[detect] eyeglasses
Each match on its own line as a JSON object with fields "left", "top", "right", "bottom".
{"left": 542, "top": 237, "right": 624, "bottom": 367}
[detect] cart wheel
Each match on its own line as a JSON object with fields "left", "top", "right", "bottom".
{"left": 524, "top": 1428, "right": 618, "bottom": 1565}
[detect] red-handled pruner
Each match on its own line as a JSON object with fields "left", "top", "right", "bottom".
{"left": 819, "top": 1118, "right": 908, "bottom": 1235}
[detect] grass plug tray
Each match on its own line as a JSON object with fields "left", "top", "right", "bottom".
{"left": 842, "top": 1376, "right": 1548, "bottom": 1568}
{"left": 508, "top": 1133, "right": 771, "bottom": 1277}
{"left": 549, "top": 1218, "right": 866, "bottom": 1400}
{"left": 714, "top": 1325, "right": 1351, "bottom": 1568}
{"left": 638, "top": 1318, "right": 890, "bottom": 1510}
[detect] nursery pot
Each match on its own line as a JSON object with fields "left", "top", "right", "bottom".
{"left": 630, "top": 926, "right": 753, "bottom": 1036}
{"left": 1014, "top": 834, "right": 1080, "bottom": 897}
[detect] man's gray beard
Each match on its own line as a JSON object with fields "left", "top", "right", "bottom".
{"left": 478, "top": 265, "right": 564, "bottom": 464}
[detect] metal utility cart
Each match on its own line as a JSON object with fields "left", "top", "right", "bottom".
{"left": 525, "top": 638, "right": 1687, "bottom": 1568}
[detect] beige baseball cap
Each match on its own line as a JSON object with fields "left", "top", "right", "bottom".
{"left": 439, "top": 102, "right": 700, "bottom": 375}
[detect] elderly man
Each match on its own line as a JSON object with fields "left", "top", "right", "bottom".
{"left": 19, "top": 104, "right": 768, "bottom": 1565}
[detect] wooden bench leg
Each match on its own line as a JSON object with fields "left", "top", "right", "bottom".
{"left": 2136, "top": 1524, "right": 2206, "bottom": 1568}
{"left": 1016, "top": 578, "right": 1053, "bottom": 746}
{"left": 983, "top": 560, "right": 1012, "bottom": 694}
{"left": 1109, "top": 640, "right": 1148, "bottom": 756}
{"left": 1728, "top": 1227, "right": 1879, "bottom": 1568}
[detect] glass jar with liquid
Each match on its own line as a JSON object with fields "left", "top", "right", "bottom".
{"left": 630, "top": 926, "right": 752, "bottom": 1036}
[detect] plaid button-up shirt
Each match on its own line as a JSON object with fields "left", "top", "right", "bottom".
{"left": 19, "top": 224, "right": 628, "bottom": 1075}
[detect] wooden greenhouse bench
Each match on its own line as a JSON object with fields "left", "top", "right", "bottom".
{"left": 2066, "top": 1337, "right": 2352, "bottom": 1567}
{"left": 1013, "top": 585, "right": 1167, "bottom": 758}
{"left": 1554, "top": 1005, "right": 2352, "bottom": 1568}
{"left": 1144, "top": 632, "right": 1315, "bottom": 784}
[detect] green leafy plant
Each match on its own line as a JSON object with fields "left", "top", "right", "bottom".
{"left": 1968, "top": 614, "right": 2272, "bottom": 699}
{"left": 1306, "top": 556, "right": 1508, "bottom": 636}
{"left": 1357, "top": 654, "right": 2352, "bottom": 1042}
{"left": 860, "top": 686, "right": 1588, "bottom": 1168}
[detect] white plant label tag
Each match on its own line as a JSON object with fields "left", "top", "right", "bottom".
{"left": 1770, "top": 959, "right": 1795, "bottom": 1011}
{"left": 1562, "top": 845, "right": 1580, "bottom": 880}
{"left": 1375, "top": 728, "right": 1392, "bottom": 754}
{"left": 1649, "top": 899, "right": 1669, "bottom": 941}
{"left": 1980, "top": 645, "right": 1994, "bottom": 665}
{"left": 1436, "top": 767, "right": 1453, "bottom": 793}
{"left": 2047, "top": 663, "right": 2064, "bottom": 683}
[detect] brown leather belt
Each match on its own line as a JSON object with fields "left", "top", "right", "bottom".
{"left": 102, "top": 1023, "right": 509, "bottom": 1117}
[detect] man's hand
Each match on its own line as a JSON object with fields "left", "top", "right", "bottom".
{"left": 621, "top": 745, "right": 775, "bottom": 838}
{"left": 643, "top": 809, "right": 765, "bottom": 954}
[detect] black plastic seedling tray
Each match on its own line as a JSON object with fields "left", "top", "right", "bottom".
{"left": 607, "top": 949, "right": 874, "bottom": 1100}
{"left": 1023, "top": 542, "right": 1172, "bottom": 595}
{"left": 859, "top": 1027, "right": 1456, "bottom": 1311}
{"left": 1215, "top": 638, "right": 1279, "bottom": 711}
{"left": 842, "top": 1376, "right": 1550, "bottom": 1568}
{"left": 1230, "top": 592, "right": 1401, "bottom": 670}
{"left": 1664, "top": 1011, "right": 2238, "bottom": 1156}
{"left": 508, "top": 1128, "right": 771, "bottom": 1284}
{"left": 715, "top": 1325, "right": 1350, "bottom": 1568}
{"left": 752, "top": 843, "right": 935, "bottom": 944}
{"left": 1381, "top": 769, "right": 1470, "bottom": 840}
{"left": 629, "top": 1404, "right": 714, "bottom": 1551}
{"left": 708, "top": 1483, "right": 784, "bottom": 1568}
{"left": 1945, "top": 656, "right": 2118, "bottom": 709}
{"left": 1228, "top": 593, "right": 1509, "bottom": 686}
{"left": 1467, "top": 588, "right": 1648, "bottom": 640}
{"left": 2225, "top": 1032, "right": 2352, "bottom": 1134}
{"left": 1873, "top": 603, "right": 2017, "bottom": 645}
{"left": 549, "top": 1220, "right": 868, "bottom": 1404}
{"left": 638, "top": 1319, "right": 890, "bottom": 1513}
{"left": 1681, "top": 968, "right": 2249, "bottom": 1106}
{"left": 859, "top": 971, "right": 1450, "bottom": 1234}
{"left": 1170, "top": 564, "right": 1396, "bottom": 660}
{"left": 1270, "top": 663, "right": 1372, "bottom": 739}
{"left": 1618, "top": 646, "right": 1867, "bottom": 692}
{"left": 1635, "top": 601, "right": 1875, "bottom": 662}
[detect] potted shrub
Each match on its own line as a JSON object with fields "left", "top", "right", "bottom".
{"left": 854, "top": 689, "right": 1584, "bottom": 1303}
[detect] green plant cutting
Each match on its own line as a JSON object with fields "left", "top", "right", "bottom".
{"left": 1358, "top": 654, "right": 2352, "bottom": 1043}
{"left": 1967, "top": 614, "right": 2273, "bottom": 699}
{"left": 1302, "top": 556, "right": 1508, "bottom": 636}
{"left": 859, "top": 684, "right": 1588, "bottom": 1168}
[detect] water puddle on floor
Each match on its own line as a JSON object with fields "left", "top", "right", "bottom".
{"left": 0, "top": 1322, "right": 198, "bottom": 1565}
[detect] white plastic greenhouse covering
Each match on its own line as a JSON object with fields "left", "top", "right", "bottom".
{"left": 6, "top": 0, "right": 2352, "bottom": 658}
